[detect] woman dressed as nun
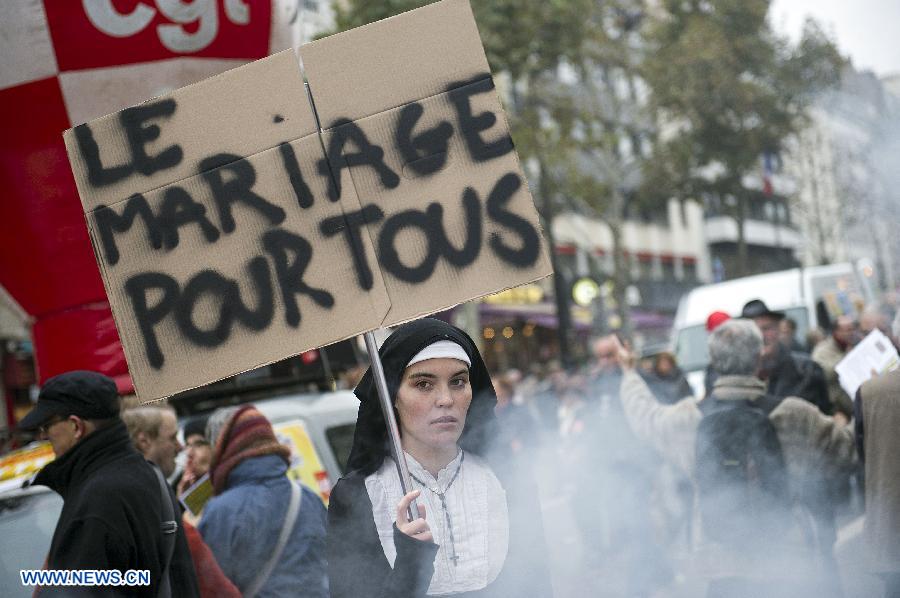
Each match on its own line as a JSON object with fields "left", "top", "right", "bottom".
{"left": 327, "top": 318, "right": 552, "bottom": 597}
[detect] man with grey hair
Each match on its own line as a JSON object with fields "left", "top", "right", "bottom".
{"left": 853, "top": 310, "right": 900, "bottom": 597}
{"left": 122, "top": 405, "right": 183, "bottom": 477}
{"left": 615, "top": 319, "right": 855, "bottom": 596}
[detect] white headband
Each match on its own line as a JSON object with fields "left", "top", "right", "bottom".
{"left": 406, "top": 340, "right": 471, "bottom": 369}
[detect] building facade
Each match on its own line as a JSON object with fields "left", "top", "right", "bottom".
{"left": 784, "top": 66, "right": 900, "bottom": 292}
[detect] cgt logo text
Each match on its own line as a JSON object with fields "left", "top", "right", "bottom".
{"left": 20, "top": 569, "right": 151, "bottom": 587}
{"left": 83, "top": 0, "right": 252, "bottom": 53}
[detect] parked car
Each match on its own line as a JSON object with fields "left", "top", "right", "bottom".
{"left": 0, "top": 476, "right": 63, "bottom": 597}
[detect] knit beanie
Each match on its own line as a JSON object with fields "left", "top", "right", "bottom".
{"left": 208, "top": 404, "right": 291, "bottom": 495}
{"left": 206, "top": 406, "right": 240, "bottom": 450}
{"left": 706, "top": 310, "right": 731, "bottom": 332}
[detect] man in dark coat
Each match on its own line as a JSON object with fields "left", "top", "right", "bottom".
{"left": 121, "top": 405, "right": 239, "bottom": 598}
{"left": 740, "top": 300, "right": 848, "bottom": 565}
{"left": 19, "top": 371, "right": 199, "bottom": 597}
{"left": 741, "top": 300, "right": 831, "bottom": 414}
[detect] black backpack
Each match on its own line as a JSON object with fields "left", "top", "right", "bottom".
{"left": 695, "top": 396, "right": 792, "bottom": 547}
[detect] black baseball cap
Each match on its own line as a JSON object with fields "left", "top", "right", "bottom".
{"left": 741, "top": 299, "right": 785, "bottom": 321}
{"left": 18, "top": 371, "right": 120, "bottom": 431}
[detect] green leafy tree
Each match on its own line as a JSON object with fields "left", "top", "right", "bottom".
{"left": 640, "top": 0, "right": 844, "bottom": 276}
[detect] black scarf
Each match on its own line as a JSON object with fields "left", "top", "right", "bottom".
{"left": 32, "top": 420, "right": 135, "bottom": 498}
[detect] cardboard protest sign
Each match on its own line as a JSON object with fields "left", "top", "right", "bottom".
{"left": 64, "top": 0, "right": 552, "bottom": 402}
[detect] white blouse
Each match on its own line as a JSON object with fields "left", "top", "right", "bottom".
{"left": 365, "top": 450, "right": 509, "bottom": 595}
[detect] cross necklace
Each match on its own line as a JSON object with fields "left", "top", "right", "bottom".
{"left": 409, "top": 450, "right": 465, "bottom": 566}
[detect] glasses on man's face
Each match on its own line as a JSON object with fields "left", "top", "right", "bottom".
{"left": 38, "top": 416, "right": 67, "bottom": 436}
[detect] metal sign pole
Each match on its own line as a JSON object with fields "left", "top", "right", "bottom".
{"left": 363, "top": 331, "right": 421, "bottom": 521}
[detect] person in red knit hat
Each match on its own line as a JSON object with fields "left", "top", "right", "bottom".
{"left": 199, "top": 405, "right": 328, "bottom": 597}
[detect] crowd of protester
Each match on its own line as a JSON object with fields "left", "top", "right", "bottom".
{"left": 13, "top": 297, "right": 900, "bottom": 597}
{"left": 487, "top": 298, "right": 900, "bottom": 597}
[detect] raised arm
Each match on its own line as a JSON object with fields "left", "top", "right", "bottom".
{"left": 612, "top": 337, "right": 701, "bottom": 477}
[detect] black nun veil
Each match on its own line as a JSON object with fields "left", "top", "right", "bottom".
{"left": 348, "top": 317, "right": 500, "bottom": 476}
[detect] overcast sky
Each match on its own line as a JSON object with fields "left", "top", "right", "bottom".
{"left": 770, "top": 0, "right": 900, "bottom": 77}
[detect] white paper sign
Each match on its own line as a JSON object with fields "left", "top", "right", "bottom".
{"left": 835, "top": 329, "right": 900, "bottom": 400}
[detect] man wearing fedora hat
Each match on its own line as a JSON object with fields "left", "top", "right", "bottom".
{"left": 741, "top": 299, "right": 830, "bottom": 415}
{"left": 20, "top": 370, "right": 198, "bottom": 597}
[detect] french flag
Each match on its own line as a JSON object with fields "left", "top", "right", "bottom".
{"left": 762, "top": 151, "right": 776, "bottom": 196}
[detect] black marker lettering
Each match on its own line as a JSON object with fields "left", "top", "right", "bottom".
{"left": 158, "top": 186, "right": 220, "bottom": 250}
{"left": 437, "top": 189, "right": 482, "bottom": 267}
{"left": 174, "top": 270, "right": 234, "bottom": 348}
{"left": 278, "top": 142, "right": 315, "bottom": 209}
{"left": 173, "top": 258, "right": 275, "bottom": 349}
{"left": 125, "top": 272, "right": 179, "bottom": 369}
{"left": 120, "top": 98, "right": 183, "bottom": 176}
{"left": 378, "top": 206, "right": 441, "bottom": 283}
{"left": 448, "top": 76, "right": 513, "bottom": 162}
{"left": 74, "top": 123, "right": 133, "bottom": 187}
{"left": 396, "top": 103, "right": 453, "bottom": 176}
{"left": 318, "top": 120, "right": 399, "bottom": 201}
{"left": 94, "top": 194, "right": 162, "bottom": 266}
{"left": 263, "top": 229, "right": 334, "bottom": 327}
{"left": 486, "top": 173, "right": 540, "bottom": 267}
{"left": 200, "top": 154, "right": 286, "bottom": 234}
{"left": 233, "top": 257, "right": 275, "bottom": 331}
{"left": 319, "top": 205, "right": 384, "bottom": 291}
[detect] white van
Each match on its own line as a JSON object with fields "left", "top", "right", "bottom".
{"left": 672, "top": 260, "right": 876, "bottom": 397}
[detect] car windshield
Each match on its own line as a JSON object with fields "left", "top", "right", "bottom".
{"left": 0, "top": 490, "right": 62, "bottom": 597}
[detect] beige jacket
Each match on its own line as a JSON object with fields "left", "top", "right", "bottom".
{"left": 812, "top": 336, "right": 853, "bottom": 416}
{"left": 859, "top": 368, "right": 900, "bottom": 574}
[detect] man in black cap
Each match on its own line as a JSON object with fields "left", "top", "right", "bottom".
{"left": 741, "top": 299, "right": 831, "bottom": 415}
{"left": 20, "top": 370, "right": 199, "bottom": 597}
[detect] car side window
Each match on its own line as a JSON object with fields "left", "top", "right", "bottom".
{"left": 325, "top": 424, "right": 355, "bottom": 475}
